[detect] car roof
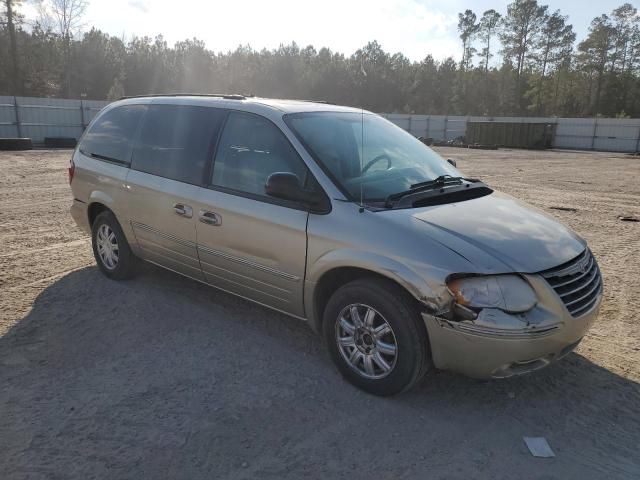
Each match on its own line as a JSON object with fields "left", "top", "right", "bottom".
{"left": 113, "top": 94, "right": 371, "bottom": 116}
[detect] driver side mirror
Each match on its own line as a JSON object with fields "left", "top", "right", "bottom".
{"left": 447, "top": 158, "right": 457, "bottom": 167}
{"left": 265, "top": 172, "right": 329, "bottom": 212}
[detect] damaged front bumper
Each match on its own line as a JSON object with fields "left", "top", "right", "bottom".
{"left": 423, "top": 274, "right": 602, "bottom": 379}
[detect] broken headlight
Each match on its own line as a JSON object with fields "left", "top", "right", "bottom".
{"left": 447, "top": 275, "right": 537, "bottom": 314}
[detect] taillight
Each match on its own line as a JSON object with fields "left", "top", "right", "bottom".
{"left": 68, "top": 157, "right": 75, "bottom": 184}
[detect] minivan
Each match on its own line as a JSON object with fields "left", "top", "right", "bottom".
{"left": 69, "top": 94, "right": 602, "bottom": 395}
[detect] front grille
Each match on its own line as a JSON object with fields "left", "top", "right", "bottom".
{"left": 540, "top": 249, "right": 602, "bottom": 318}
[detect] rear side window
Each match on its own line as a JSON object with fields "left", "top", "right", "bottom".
{"left": 79, "top": 105, "right": 145, "bottom": 164}
{"left": 211, "top": 112, "right": 307, "bottom": 197}
{"left": 131, "top": 104, "right": 225, "bottom": 185}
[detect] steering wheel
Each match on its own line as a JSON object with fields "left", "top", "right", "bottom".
{"left": 362, "top": 154, "right": 392, "bottom": 173}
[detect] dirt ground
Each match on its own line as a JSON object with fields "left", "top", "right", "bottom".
{"left": 1, "top": 148, "right": 639, "bottom": 479}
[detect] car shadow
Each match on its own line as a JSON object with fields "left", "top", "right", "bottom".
{"left": 1, "top": 265, "right": 639, "bottom": 480}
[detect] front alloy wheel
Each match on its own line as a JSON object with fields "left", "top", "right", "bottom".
{"left": 323, "top": 277, "right": 431, "bottom": 396}
{"left": 336, "top": 304, "right": 398, "bottom": 379}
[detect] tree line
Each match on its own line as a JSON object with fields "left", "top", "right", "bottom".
{"left": 1, "top": 0, "right": 639, "bottom": 117}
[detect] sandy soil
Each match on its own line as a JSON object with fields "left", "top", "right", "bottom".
{"left": 0, "top": 148, "right": 639, "bottom": 479}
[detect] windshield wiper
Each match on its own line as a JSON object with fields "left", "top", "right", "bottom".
{"left": 384, "top": 175, "right": 464, "bottom": 207}
{"left": 80, "top": 149, "right": 129, "bottom": 165}
{"left": 410, "top": 175, "right": 464, "bottom": 190}
{"left": 383, "top": 176, "right": 488, "bottom": 209}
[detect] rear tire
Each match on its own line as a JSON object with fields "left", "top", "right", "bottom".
{"left": 322, "top": 277, "right": 431, "bottom": 396}
{"left": 91, "top": 211, "right": 137, "bottom": 280}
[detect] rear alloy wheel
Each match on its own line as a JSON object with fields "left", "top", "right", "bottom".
{"left": 91, "top": 210, "right": 137, "bottom": 280}
{"left": 96, "top": 223, "right": 119, "bottom": 270}
{"left": 323, "top": 277, "right": 431, "bottom": 396}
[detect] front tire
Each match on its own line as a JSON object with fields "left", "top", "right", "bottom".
{"left": 322, "top": 277, "right": 431, "bottom": 396}
{"left": 91, "top": 210, "right": 137, "bottom": 280}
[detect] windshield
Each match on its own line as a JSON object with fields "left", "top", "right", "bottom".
{"left": 285, "top": 112, "right": 460, "bottom": 203}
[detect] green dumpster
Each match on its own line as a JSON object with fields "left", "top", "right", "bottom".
{"left": 466, "top": 122, "right": 556, "bottom": 149}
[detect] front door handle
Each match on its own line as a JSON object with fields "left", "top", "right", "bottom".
{"left": 173, "top": 203, "right": 193, "bottom": 218}
{"left": 199, "top": 210, "right": 222, "bottom": 226}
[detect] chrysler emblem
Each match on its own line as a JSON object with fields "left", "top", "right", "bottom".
{"left": 577, "top": 256, "right": 590, "bottom": 274}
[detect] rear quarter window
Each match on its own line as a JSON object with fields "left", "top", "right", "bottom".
{"left": 131, "top": 104, "right": 225, "bottom": 185}
{"left": 79, "top": 104, "right": 146, "bottom": 164}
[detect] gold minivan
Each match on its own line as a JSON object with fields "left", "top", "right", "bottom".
{"left": 70, "top": 94, "right": 602, "bottom": 395}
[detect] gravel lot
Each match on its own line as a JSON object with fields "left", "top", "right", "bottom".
{"left": 1, "top": 148, "right": 639, "bottom": 479}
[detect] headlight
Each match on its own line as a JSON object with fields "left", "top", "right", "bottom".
{"left": 447, "top": 275, "right": 537, "bottom": 313}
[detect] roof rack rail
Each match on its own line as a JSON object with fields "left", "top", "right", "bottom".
{"left": 120, "top": 93, "right": 246, "bottom": 100}
{"left": 263, "top": 97, "right": 330, "bottom": 104}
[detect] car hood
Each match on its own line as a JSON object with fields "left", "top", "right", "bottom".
{"left": 408, "top": 191, "right": 585, "bottom": 273}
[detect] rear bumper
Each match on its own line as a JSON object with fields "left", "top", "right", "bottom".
{"left": 70, "top": 199, "right": 90, "bottom": 234}
{"left": 423, "top": 274, "right": 601, "bottom": 379}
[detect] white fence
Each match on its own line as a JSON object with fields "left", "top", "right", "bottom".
{"left": 1, "top": 96, "right": 640, "bottom": 152}
{"left": 0, "top": 96, "right": 108, "bottom": 143}
{"left": 381, "top": 114, "right": 640, "bottom": 153}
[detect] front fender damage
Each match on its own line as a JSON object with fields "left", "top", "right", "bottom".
{"left": 423, "top": 299, "right": 569, "bottom": 378}
{"left": 429, "top": 307, "right": 561, "bottom": 339}
{"left": 423, "top": 274, "right": 562, "bottom": 340}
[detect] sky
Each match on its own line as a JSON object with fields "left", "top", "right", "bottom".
{"left": 22, "top": 0, "right": 632, "bottom": 62}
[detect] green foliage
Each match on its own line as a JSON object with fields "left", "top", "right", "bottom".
{"left": 458, "top": 9, "right": 479, "bottom": 70}
{"left": 0, "top": 2, "right": 639, "bottom": 117}
{"left": 477, "top": 9, "right": 502, "bottom": 72}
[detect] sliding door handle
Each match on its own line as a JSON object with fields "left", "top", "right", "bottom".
{"left": 199, "top": 210, "right": 222, "bottom": 226}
